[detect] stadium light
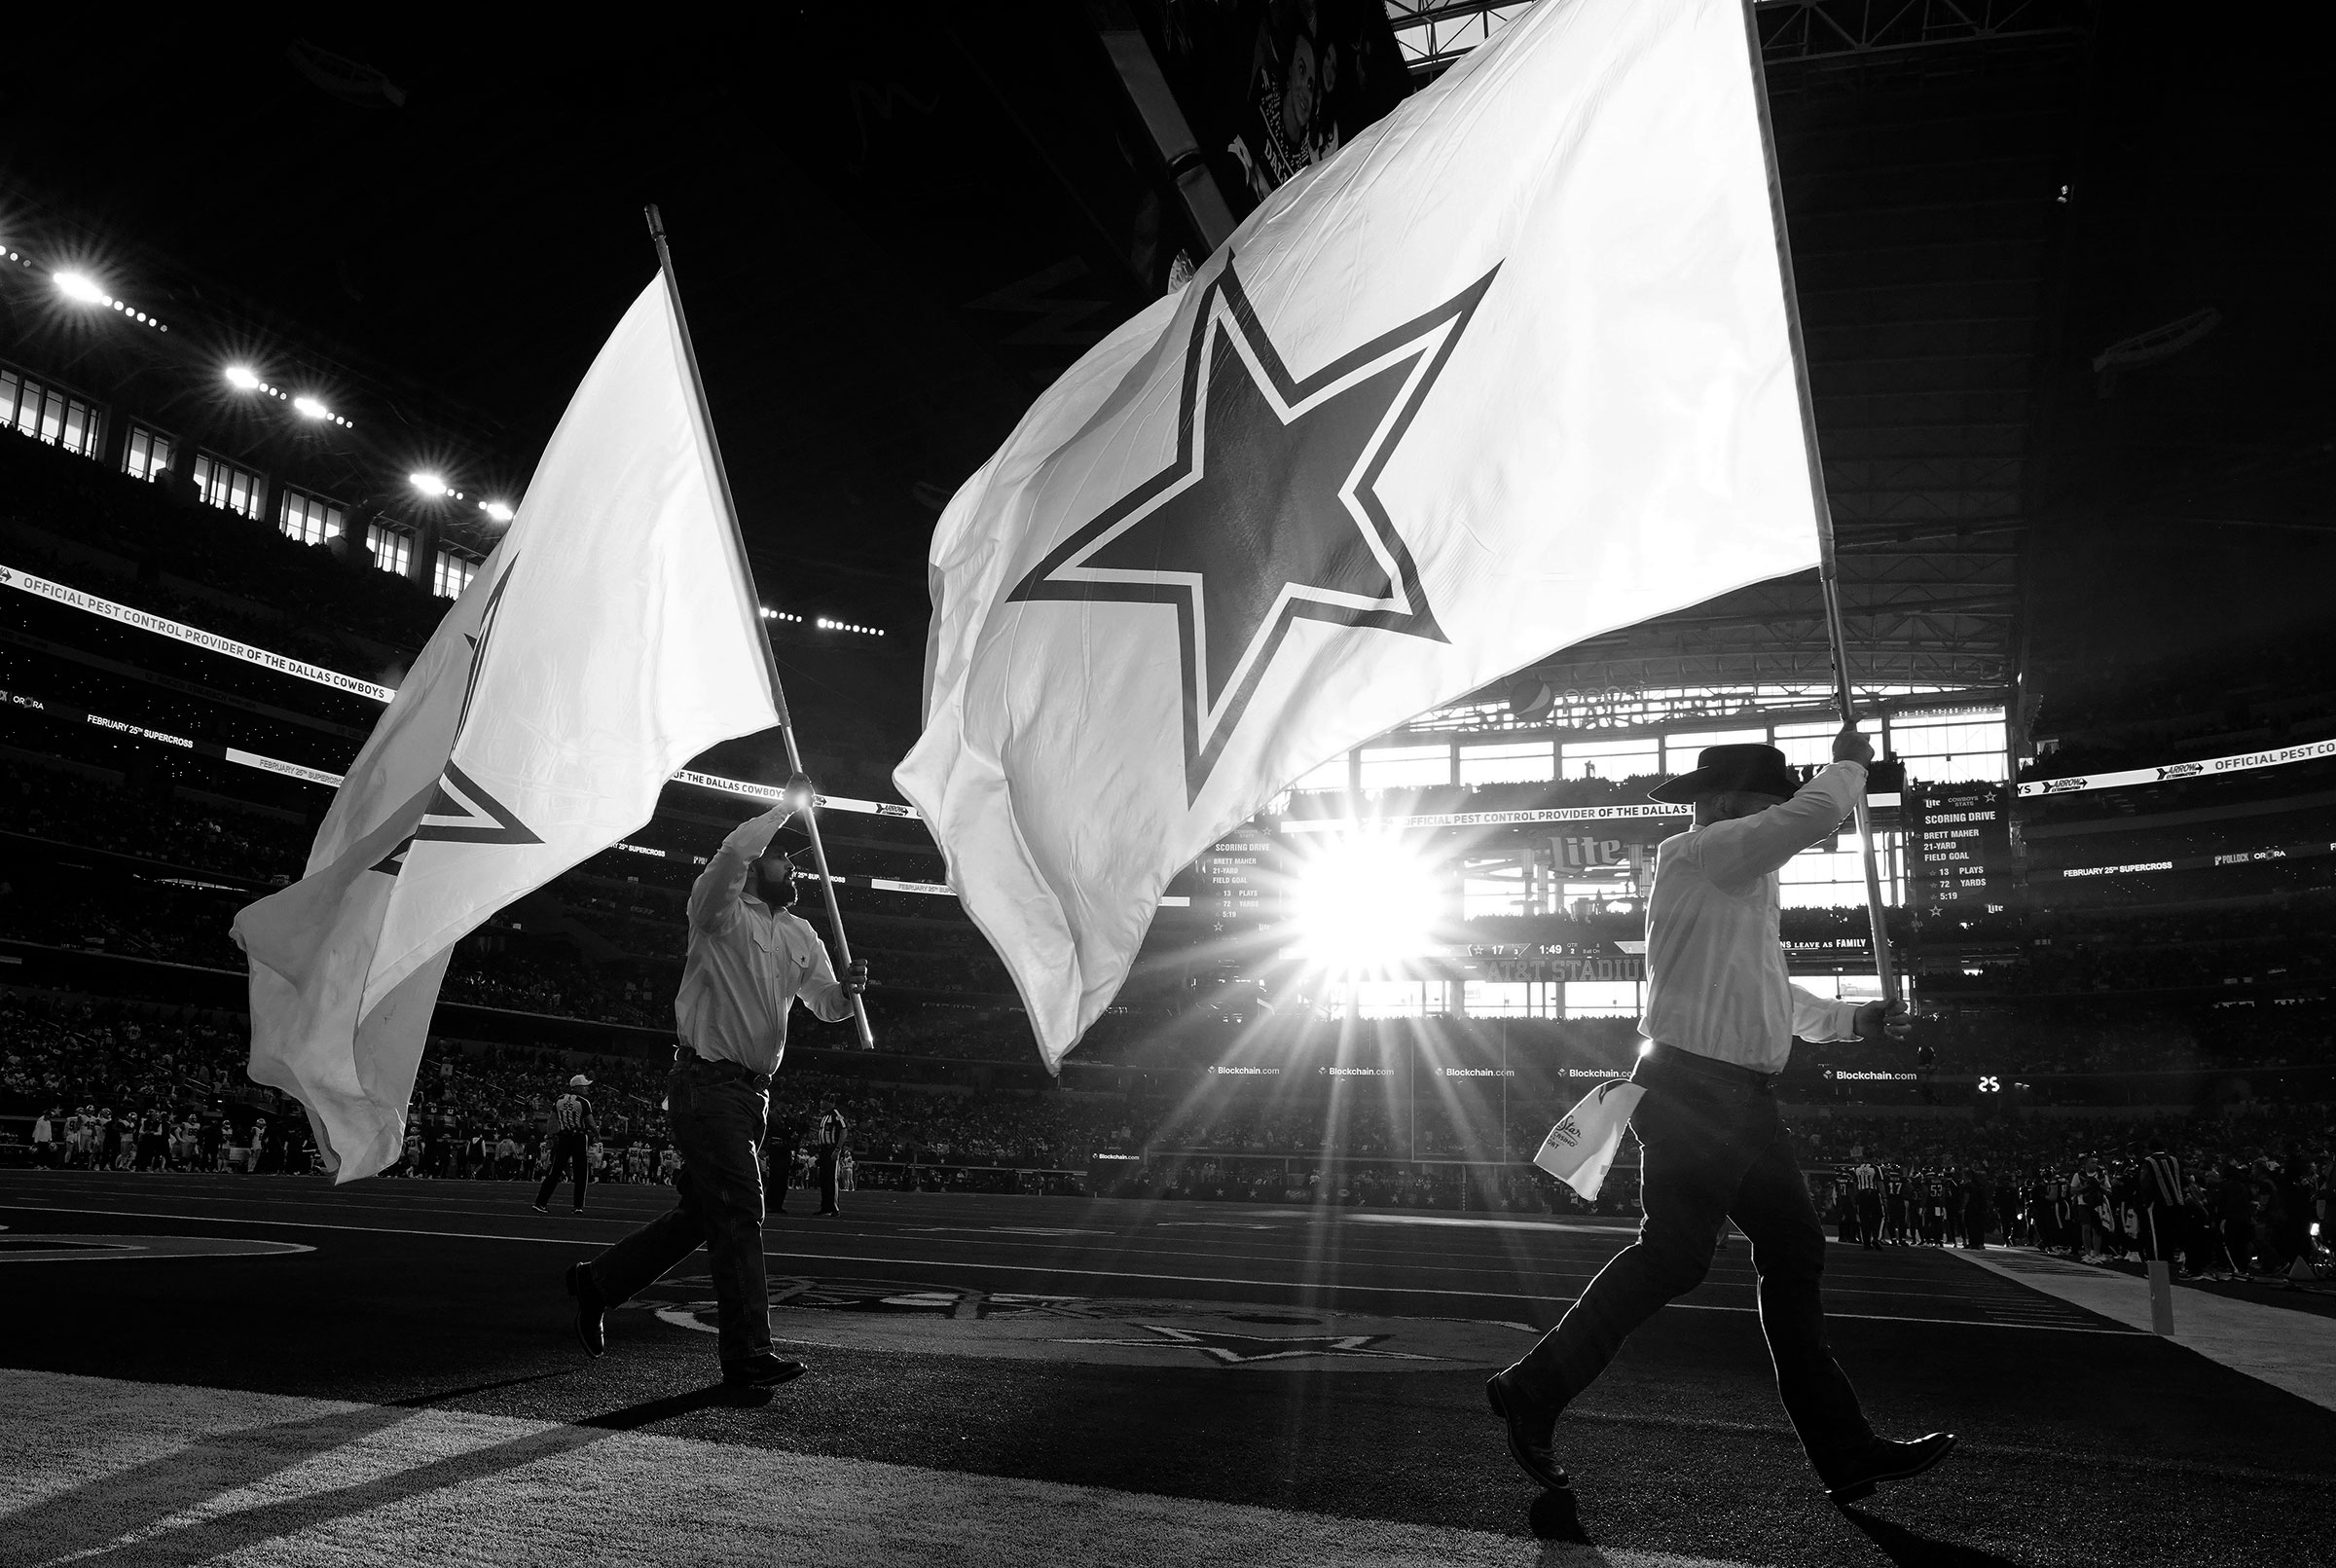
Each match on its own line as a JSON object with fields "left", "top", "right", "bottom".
{"left": 292, "top": 395, "right": 331, "bottom": 419}
{"left": 408, "top": 471, "right": 448, "bottom": 496}
{"left": 481, "top": 500, "right": 514, "bottom": 523}
{"left": 224, "top": 365, "right": 261, "bottom": 390}
{"left": 54, "top": 271, "right": 103, "bottom": 304}
{"left": 1290, "top": 829, "right": 1438, "bottom": 973}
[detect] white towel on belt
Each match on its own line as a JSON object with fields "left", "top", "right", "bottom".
{"left": 1532, "top": 1079, "right": 1646, "bottom": 1200}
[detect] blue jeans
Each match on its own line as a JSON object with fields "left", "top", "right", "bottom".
{"left": 587, "top": 1057, "right": 771, "bottom": 1373}
{"left": 1512, "top": 1048, "right": 1875, "bottom": 1470}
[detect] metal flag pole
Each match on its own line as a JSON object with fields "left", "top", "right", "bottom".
{"left": 644, "top": 203, "right": 877, "bottom": 1048}
{"left": 1737, "top": 6, "right": 1901, "bottom": 1009}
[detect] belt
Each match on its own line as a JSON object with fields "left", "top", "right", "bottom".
{"left": 1636, "top": 1041, "right": 1780, "bottom": 1093}
{"left": 673, "top": 1045, "right": 773, "bottom": 1089}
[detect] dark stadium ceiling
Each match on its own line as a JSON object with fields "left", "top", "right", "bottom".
{"left": 3, "top": 3, "right": 2325, "bottom": 736}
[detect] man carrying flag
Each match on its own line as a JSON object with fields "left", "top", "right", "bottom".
{"left": 563, "top": 788, "right": 867, "bottom": 1391}
{"left": 1487, "top": 735, "right": 1951, "bottom": 1506}
{"left": 234, "top": 270, "right": 787, "bottom": 1185}
{"left": 902, "top": 0, "right": 1945, "bottom": 1506}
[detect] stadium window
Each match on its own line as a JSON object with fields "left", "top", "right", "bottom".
{"left": 191, "top": 453, "right": 265, "bottom": 519}
{"left": 1770, "top": 719, "right": 1840, "bottom": 770}
{"left": 1563, "top": 980, "right": 1642, "bottom": 1018}
{"left": 1889, "top": 711, "right": 2006, "bottom": 784}
{"left": 1778, "top": 832, "right": 1905, "bottom": 909}
{"left": 1561, "top": 736, "right": 1659, "bottom": 781}
{"left": 0, "top": 365, "right": 102, "bottom": 456}
{"left": 1358, "top": 744, "right": 1452, "bottom": 790}
{"left": 1662, "top": 727, "right": 1767, "bottom": 775}
{"left": 1793, "top": 972, "right": 1884, "bottom": 1004}
{"left": 1462, "top": 981, "right": 1539, "bottom": 1017}
{"left": 1339, "top": 979, "right": 1439, "bottom": 1018}
{"left": 432, "top": 550, "right": 478, "bottom": 599}
{"left": 123, "top": 423, "right": 175, "bottom": 482}
{"left": 1458, "top": 739, "right": 1556, "bottom": 785}
{"left": 1463, "top": 862, "right": 1530, "bottom": 919}
{"left": 279, "top": 487, "right": 346, "bottom": 546}
{"left": 1287, "top": 752, "right": 1351, "bottom": 793}
{"left": 368, "top": 524, "right": 413, "bottom": 577}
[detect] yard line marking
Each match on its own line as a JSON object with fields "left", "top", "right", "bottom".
{"left": 1343, "top": 1214, "right": 1633, "bottom": 1234}
{"left": 0, "top": 1192, "right": 2045, "bottom": 1302}
{"left": 1953, "top": 1247, "right": 2336, "bottom": 1410}
{"left": 0, "top": 1203, "right": 2131, "bottom": 1331}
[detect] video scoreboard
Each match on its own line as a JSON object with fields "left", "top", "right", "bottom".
{"left": 1906, "top": 782, "right": 2015, "bottom": 914}
{"left": 1190, "top": 830, "right": 1282, "bottom": 934}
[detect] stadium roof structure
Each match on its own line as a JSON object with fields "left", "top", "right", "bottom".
{"left": 1379, "top": 1, "right": 2096, "bottom": 728}
{"left": 0, "top": 6, "right": 2127, "bottom": 740}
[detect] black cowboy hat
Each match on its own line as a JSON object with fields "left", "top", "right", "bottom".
{"left": 1648, "top": 744, "right": 1801, "bottom": 804}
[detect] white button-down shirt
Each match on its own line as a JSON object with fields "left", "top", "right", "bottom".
{"left": 675, "top": 805, "right": 852, "bottom": 1075}
{"left": 1639, "top": 761, "right": 1869, "bottom": 1073}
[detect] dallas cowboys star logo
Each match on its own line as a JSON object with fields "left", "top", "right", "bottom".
{"left": 1008, "top": 255, "right": 1498, "bottom": 802}
{"left": 371, "top": 558, "right": 540, "bottom": 877}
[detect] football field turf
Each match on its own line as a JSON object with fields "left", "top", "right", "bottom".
{"left": 4, "top": 1172, "right": 2331, "bottom": 1566}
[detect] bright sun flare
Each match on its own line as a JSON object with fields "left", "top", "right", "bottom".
{"left": 1290, "top": 830, "right": 1440, "bottom": 972}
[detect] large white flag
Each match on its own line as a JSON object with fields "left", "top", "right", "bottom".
{"left": 234, "top": 274, "right": 780, "bottom": 1181}
{"left": 898, "top": 0, "right": 1823, "bottom": 1070}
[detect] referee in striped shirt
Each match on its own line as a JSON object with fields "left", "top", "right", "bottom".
{"left": 533, "top": 1075, "right": 596, "bottom": 1215}
{"left": 1852, "top": 1159, "right": 1883, "bottom": 1251}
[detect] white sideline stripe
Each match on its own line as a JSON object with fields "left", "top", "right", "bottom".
{"left": 0, "top": 1188, "right": 2015, "bottom": 1295}
{"left": 0, "top": 1193, "right": 2089, "bottom": 1302}
{"left": 0, "top": 1367, "right": 1752, "bottom": 1568}
{"left": 1951, "top": 1247, "right": 2336, "bottom": 1411}
{"left": 1347, "top": 1214, "right": 1636, "bottom": 1234}
{"left": 0, "top": 1203, "right": 2131, "bottom": 1331}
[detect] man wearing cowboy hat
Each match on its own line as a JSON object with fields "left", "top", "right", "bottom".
{"left": 533, "top": 1074, "right": 598, "bottom": 1215}
{"left": 564, "top": 777, "right": 868, "bottom": 1393}
{"left": 1486, "top": 724, "right": 1953, "bottom": 1507}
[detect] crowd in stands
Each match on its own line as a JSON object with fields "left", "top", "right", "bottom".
{"left": 0, "top": 993, "right": 315, "bottom": 1172}
{"left": 1, "top": 431, "right": 916, "bottom": 784}
{"left": 3, "top": 430, "right": 2331, "bottom": 1246}
{"left": 1995, "top": 929, "right": 2331, "bottom": 999}
{"left": 6, "top": 807, "right": 2329, "bottom": 1087}
{"left": 0, "top": 987, "right": 1150, "bottom": 1183}
{"left": 1792, "top": 1103, "right": 2334, "bottom": 1283}
{"left": 1812, "top": 999, "right": 2336, "bottom": 1078}
{"left": 2, "top": 649, "right": 349, "bottom": 772}
{"left": 4, "top": 978, "right": 2329, "bottom": 1282}
{"left": 1149, "top": 1154, "right": 1602, "bottom": 1215}
{"left": 1, "top": 438, "right": 439, "bottom": 671}
{"left": 0, "top": 757, "right": 310, "bottom": 883}
{"left": 2018, "top": 625, "right": 2336, "bottom": 784}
